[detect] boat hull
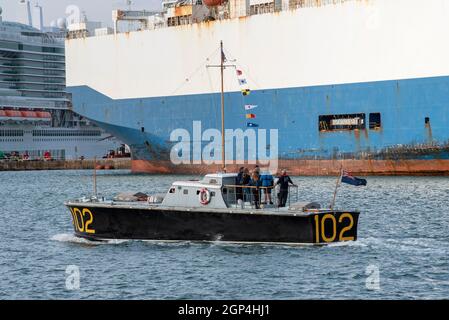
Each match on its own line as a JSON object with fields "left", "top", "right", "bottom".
{"left": 66, "top": 204, "right": 360, "bottom": 245}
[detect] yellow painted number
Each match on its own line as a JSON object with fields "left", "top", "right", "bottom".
{"left": 314, "top": 213, "right": 354, "bottom": 243}
{"left": 70, "top": 207, "right": 95, "bottom": 234}
{"left": 338, "top": 213, "right": 355, "bottom": 242}
{"left": 73, "top": 208, "right": 84, "bottom": 232}
{"left": 321, "top": 214, "right": 337, "bottom": 243}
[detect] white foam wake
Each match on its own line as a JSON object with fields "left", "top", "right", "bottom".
{"left": 50, "top": 233, "right": 129, "bottom": 245}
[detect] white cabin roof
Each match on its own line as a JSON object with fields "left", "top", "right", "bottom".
{"left": 171, "top": 173, "right": 238, "bottom": 188}
{"left": 204, "top": 173, "right": 238, "bottom": 179}
{"left": 172, "top": 181, "right": 222, "bottom": 189}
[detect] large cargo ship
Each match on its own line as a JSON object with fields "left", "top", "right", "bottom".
{"left": 66, "top": 0, "right": 449, "bottom": 175}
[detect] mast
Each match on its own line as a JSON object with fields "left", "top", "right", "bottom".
{"left": 206, "top": 41, "right": 235, "bottom": 172}
{"left": 93, "top": 156, "right": 98, "bottom": 198}
{"left": 220, "top": 41, "right": 226, "bottom": 172}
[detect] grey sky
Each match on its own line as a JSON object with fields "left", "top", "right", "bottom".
{"left": 1, "top": 0, "right": 161, "bottom": 27}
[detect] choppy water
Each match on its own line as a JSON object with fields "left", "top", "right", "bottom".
{"left": 0, "top": 170, "right": 448, "bottom": 299}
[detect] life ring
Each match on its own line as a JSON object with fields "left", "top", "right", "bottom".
{"left": 199, "top": 188, "right": 211, "bottom": 205}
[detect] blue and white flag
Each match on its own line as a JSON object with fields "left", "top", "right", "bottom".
{"left": 238, "top": 79, "right": 248, "bottom": 86}
{"left": 247, "top": 122, "right": 259, "bottom": 128}
{"left": 341, "top": 171, "right": 367, "bottom": 186}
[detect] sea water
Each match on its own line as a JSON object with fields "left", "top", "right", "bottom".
{"left": 0, "top": 170, "right": 448, "bottom": 299}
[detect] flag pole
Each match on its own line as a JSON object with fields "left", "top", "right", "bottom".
{"left": 93, "top": 156, "right": 98, "bottom": 198}
{"left": 220, "top": 40, "right": 226, "bottom": 173}
{"left": 330, "top": 166, "right": 343, "bottom": 210}
{"left": 205, "top": 42, "right": 236, "bottom": 173}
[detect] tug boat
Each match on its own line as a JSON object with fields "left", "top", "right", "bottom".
{"left": 65, "top": 172, "right": 360, "bottom": 245}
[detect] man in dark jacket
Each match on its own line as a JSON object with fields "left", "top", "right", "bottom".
{"left": 235, "top": 167, "right": 245, "bottom": 201}
{"left": 250, "top": 171, "right": 262, "bottom": 209}
{"left": 276, "top": 170, "right": 297, "bottom": 207}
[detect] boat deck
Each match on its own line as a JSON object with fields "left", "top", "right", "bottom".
{"left": 65, "top": 199, "right": 344, "bottom": 217}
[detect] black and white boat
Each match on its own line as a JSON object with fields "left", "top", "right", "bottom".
{"left": 65, "top": 172, "right": 360, "bottom": 245}
{"left": 65, "top": 42, "right": 359, "bottom": 245}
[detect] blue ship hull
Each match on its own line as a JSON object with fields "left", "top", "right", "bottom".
{"left": 68, "top": 75, "right": 449, "bottom": 175}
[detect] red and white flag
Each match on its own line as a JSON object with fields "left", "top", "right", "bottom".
{"left": 244, "top": 105, "right": 258, "bottom": 111}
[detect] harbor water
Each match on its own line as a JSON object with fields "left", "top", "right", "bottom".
{"left": 0, "top": 170, "right": 448, "bottom": 299}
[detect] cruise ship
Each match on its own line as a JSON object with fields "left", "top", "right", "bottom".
{"left": 0, "top": 6, "right": 121, "bottom": 161}
{"left": 66, "top": 0, "right": 449, "bottom": 175}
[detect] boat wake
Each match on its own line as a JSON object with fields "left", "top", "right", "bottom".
{"left": 50, "top": 233, "right": 129, "bottom": 245}
{"left": 327, "top": 240, "right": 366, "bottom": 248}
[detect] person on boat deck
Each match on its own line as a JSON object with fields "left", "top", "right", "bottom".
{"left": 260, "top": 172, "right": 274, "bottom": 205}
{"left": 250, "top": 171, "right": 262, "bottom": 209}
{"left": 276, "top": 170, "right": 297, "bottom": 208}
{"left": 242, "top": 168, "right": 251, "bottom": 202}
{"left": 235, "top": 167, "right": 245, "bottom": 201}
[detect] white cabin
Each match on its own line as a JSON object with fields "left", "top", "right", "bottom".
{"left": 161, "top": 173, "right": 238, "bottom": 209}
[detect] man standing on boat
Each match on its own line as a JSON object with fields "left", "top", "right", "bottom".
{"left": 235, "top": 167, "right": 245, "bottom": 201}
{"left": 261, "top": 171, "right": 274, "bottom": 205}
{"left": 276, "top": 170, "right": 297, "bottom": 208}
{"left": 250, "top": 171, "right": 262, "bottom": 209}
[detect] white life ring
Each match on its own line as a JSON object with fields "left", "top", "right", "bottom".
{"left": 199, "top": 188, "right": 211, "bottom": 205}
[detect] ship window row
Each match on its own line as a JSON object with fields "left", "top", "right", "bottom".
{"left": 167, "top": 15, "right": 191, "bottom": 27}
{"left": 33, "top": 138, "right": 100, "bottom": 142}
{"left": 0, "top": 139, "right": 24, "bottom": 142}
{"left": 319, "top": 113, "right": 382, "bottom": 132}
{"left": 0, "top": 41, "right": 64, "bottom": 54}
{"left": 0, "top": 129, "right": 24, "bottom": 137}
{"left": 0, "top": 64, "right": 65, "bottom": 71}
{"left": 0, "top": 55, "right": 65, "bottom": 63}
{"left": 250, "top": 3, "right": 275, "bottom": 15}
{"left": 0, "top": 69, "right": 65, "bottom": 76}
{"left": 0, "top": 51, "right": 64, "bottom": 63}
{"left": 32, "top": 130, "right": 102, "bottom": 137}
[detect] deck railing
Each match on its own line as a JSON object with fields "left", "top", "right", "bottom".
{"left": 223, "top": 184, "right": 299, "bottom": 210}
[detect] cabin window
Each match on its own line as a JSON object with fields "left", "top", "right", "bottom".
{"left": 183, "top": 189, "right": 188, "bottom": 195}
{"left": 369, "top": 113, "right": 382, "bottom": 130}
{"left": 222, "top": 188, "right": 227, "bottom": 194}
{"left": 425, "top": 117, "right": 430, "bottom": 125}
{"left": 319, "top": 113, "right": 366, "bottom": 132}
{"left": 211, "top": 192, "right": 216, "bottom": 197}
{"left": 209, "top": 179, "right": 218, "bottom": 185}
{"left": 169, "top": 188, "right": 175, "bottom": 194}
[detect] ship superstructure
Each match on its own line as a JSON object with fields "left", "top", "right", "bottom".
{"left": 0, "top": 7, "right": 121, "bottom": 160}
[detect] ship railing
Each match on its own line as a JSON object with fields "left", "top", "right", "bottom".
{"left": 223, "top": 185, "right": 299, "bottom": 211}
{"left": 0, "top": 156, "right": 66, "bottom": 162}
{"left": 288, "top": 0, "right": 355, "bottom": 10}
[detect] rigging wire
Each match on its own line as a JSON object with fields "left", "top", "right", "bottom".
{"left": 169, "top": 46, "right": 221, "bottom": 96}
